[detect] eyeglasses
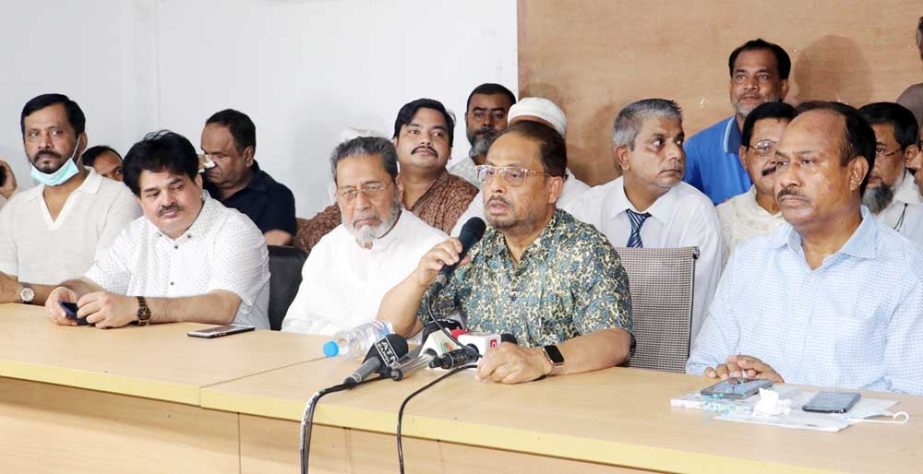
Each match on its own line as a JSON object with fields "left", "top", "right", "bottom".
{"left": 750, "top": 139, "right": 779, "bottom": 157}
{"left": 336, "top": 182, "right": 392, "bottom": 203}
{"left": 475, "top": 165, "right": 549, "bottom": 186}
{"left": 876, "top": 147, "right": 901, "bottom": 159}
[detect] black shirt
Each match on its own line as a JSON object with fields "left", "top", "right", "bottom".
{"left": 205, "top": 161, "right": 297, "bottom": 236}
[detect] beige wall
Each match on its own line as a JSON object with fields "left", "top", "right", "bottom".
{"left": 519, "top": 0, "right": 923, "bottom": 185}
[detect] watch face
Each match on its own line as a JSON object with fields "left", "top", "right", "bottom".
{"left": 20, "top": 287, "right": 35, "bottom": 303}
{"left": 544, "top": 345, "right": 565, "bottom": 365}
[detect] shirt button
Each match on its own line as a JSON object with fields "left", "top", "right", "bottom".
{"left": 510, "top": 294, "right": 517, "bottom": 302}
{"left": 174, "top": 245, "right": 179, "bottom": 250}
{"left": 170, "top": 282, "right": 174, "bottom": 286}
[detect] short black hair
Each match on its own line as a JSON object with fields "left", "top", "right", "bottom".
{"left": 858, "top": 102, "right": 920, "bottom": 150}
{"left": 465, "top": 83, "right": 517, "bottom": 112}
{"left": 21, "top": 93, "right": 86, "bottom": 136}
{"left": 796, "top": 101, "right": 876, "bottom": 195}
{"left": 741, "top": 102, "right": 797, "bottom": 148}
{"left": 82, "top": 145, "right": 122, "bottom": 167}
{"left": 728, "top": 39, "right": 791, "bottom": 80}
{"left": 205, "top": 109, "right": 256, "bottom": 154}
{"left": 493, "top": 121, "right": 567, "bottom": 178}
{"left": 123, "top": 130, "right": 199, "bottom": 196}
{"left": 392, "top": 98, "right": 455, "bottom": 147}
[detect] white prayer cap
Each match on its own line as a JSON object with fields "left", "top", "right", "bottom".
{"left": 508, "top": 97, "right": 567, "bottom": 137}
{"left": 339, "top": 127, "right": 388, "bottom": 143}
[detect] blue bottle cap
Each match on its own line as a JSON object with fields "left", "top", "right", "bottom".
{"left": 323, "top": 341, "right": 339, "bottom": 357}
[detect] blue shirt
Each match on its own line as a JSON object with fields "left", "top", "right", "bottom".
{"left": 687, "top": 207, "right": 923, "bottom": 395}
{"left": 683, "top": 116, "right": 751, "bottom": 205}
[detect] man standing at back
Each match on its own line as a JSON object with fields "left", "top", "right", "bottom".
{"left": 0, "top": 94, "right": 139, "bottom": 306}
{"left": 684, "top": 39, "right": 791, "bottom": 205}
{"left": 449, "top": 83, "right": 517, "bottom": 187}
{"left": 201, "top": 109, "right": 297, "bottom": 245}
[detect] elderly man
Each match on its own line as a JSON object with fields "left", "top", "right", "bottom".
{"left": 0, "top": 94, "right": 139, "bottom": 306}
{"left": 45, "top": 131, "right": 270, "bottom": 329}
{"left": 282, "top": 137, "right": 446, "bottom": 335}
{"left": 297, "top": 99, "right": 478, "bottom": 249}
{"left": 566, "top": 99, "right": 724, "bottom": 339}
{"left": 201, "top": 109, "right": 297, "bottom": 245}
{"left": 687, "top": 102, "right": 923, "bottom": 395}
{"left": 379, "top": 121, "right": 633, "bottom": 385}
{"left": 717, "top": 102, "right": 796, "bottom": 255}
{"left": 857, "top": 103, "right": 921, "bottom": 231}
{"left": 684, "top": 39, "right": 791, "bottom": 205}
{"left": 449, "top": 83, "right": 517, "bottom": 186}
{"left": 452, "top": 97, "right": 589, "bottom": 236}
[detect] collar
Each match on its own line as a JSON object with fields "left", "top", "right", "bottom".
{"left": 205, "top": 161, "right": 267, "bottom": 198}
{"left": 608, "top": 176, "right": 678, "bottom": 226}
{"left": 481, "top": 208, "right": 562, "bottom": 263}
{"left": 772, "top": 206, "right": 878, "bottom": 261}
{"left": 740, "top": 186, "right": 781, "bottom": 217}
{"left": 27, "top": 168, "right": 103, "bottom": 202}
{"left": 892, "top": 170, "right": 922, "bottom": 206}
{"left": 722, "top": 116, "right": 742, "bottom": 154}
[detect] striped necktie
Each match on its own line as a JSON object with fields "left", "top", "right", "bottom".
{"left": 626, "top": 209, "right": 651, "bottom": 248}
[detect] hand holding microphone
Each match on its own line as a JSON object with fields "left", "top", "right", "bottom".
{"left": 412, "top": 218, "right": 485, "bottom": 291}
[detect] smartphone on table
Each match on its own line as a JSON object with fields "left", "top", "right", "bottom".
{"left": 700, "top": 378, "right": 773, "bottom": 400}
{"left": 59, "top": 302, "right": 89, "bottom": 326}
{"left": 187, "top": 324, "right": 255, "bottom": 338}
{"left": 802, "top": 391, "right": 861, "bottom": 413}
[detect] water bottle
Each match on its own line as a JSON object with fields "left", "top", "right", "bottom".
{"left": 323, "top": 320, "right": 394, "bottom": 358}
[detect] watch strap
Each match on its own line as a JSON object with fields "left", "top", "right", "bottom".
{"left": 136, "top": 296, "right": 151, "bottom": 326}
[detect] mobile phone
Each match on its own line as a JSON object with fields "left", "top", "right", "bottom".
{"left": 187, "top": 324, "right": 255, "bottom": 338}
{"left": 0, "top": 166, "right": 5, "bottom": 187}
{"left": 700, "top": 378, "right": 773, "bottom": 399}
{"left": 802, "top": 391, "right": 861, "bottom": 413}
{"left": 59, "top": 301, "right": 89, "bottom": 326}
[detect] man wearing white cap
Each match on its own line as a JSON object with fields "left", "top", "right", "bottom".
{"left": 451, "top": 97, "right": 589, "bottom": 236}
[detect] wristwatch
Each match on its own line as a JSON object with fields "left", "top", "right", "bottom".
{"left": 543, "top": 344, "right": 565, "bottom": 370}
{"left": 19, "top": 283, "right": 34, "bottom": 304}
{"left": 136, "top": 296, "right": 151, "bottom": 326}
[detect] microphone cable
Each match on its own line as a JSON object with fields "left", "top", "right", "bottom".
{"left": 396, "top": 364, "right": 476, "bottom": 474}
{"left": 300, "top": 375, "right": 388, "bottom": 474}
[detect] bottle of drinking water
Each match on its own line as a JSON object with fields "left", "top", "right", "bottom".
{"left": 323, "top": 321, "right": 394, "bottom": 358}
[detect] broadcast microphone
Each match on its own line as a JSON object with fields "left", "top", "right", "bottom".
{"left": 390, "top": 348, "right": 438, "bottom": 381}
{"left": 344, "top": 334, "right": 408, "bottom": 386}
{"left": 430, "top": 333, "right": 518, "bottom": 370}
{"left": 432, "top": 218, "right": 486, "bottom": 289}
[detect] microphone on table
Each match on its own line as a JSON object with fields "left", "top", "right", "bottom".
{"left": 430, "top": 333, "right": 518, "bottom": 370}
{"left": 431, "top": 217, "right": 486, "bottom": 292}
{"left": 390, "top": 322, "right": 465, "bottom": 381}
{"left": 344, "top": 334, "right": 408, "bottom": 386}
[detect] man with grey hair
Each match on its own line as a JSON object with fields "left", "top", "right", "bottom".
{"left": 566, "top": 98, "right": 724, "bottom": 338}
{"left": 282, "top": 137, "right": 446, "bottom": 335}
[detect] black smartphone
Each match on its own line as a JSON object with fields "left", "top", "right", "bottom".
{"left": 59, "top": 302, "right": 89, "bottom": 326}
{"left": 186, "top": 324, "right": 255, "bottom": 338}
{"left": 802, "top": 391, "right": 861, "bottom": 413}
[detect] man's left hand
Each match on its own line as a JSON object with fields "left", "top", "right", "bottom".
{"left": 476, "top": 343, "right": 551, "bottom": 384}
{"left": 77, "top": 291, "right": 139, "bottom": 329}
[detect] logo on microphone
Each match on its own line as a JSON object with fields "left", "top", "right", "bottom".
{"left": 375, "top": 338, "right": 402, "bottom": 369}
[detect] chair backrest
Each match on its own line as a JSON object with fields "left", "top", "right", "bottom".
{"left": 267, "top": 245, "right": 308, "bottom": 331}
{"left": 616, "top": 246, "right": 697, "bottom": 373}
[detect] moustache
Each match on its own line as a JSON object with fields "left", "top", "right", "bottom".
{"left": 412, "top": 145, "right": 437, "bottom": 156}
{"left": 776, "top": 187, "right": 804, "bottom": 200}
{"left": 158, "top": 204, "right": 182, "bottom": 217}
{"left": 351, "top": 211, "right": 381, "bottom": 227}
{"left": 486, "top": 195, "right": 511, "bottom": 207}
{"left": 35, "top": 150, "right": 63, "bottom": 161}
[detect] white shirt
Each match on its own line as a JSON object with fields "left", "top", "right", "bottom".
{"left": 0, "top": 170, "right": 140, "bottom": 284}
{"left": 282, "top": 211, "right": 447, "bottom": 336}
{"left": 716, "top": 186, "right": 785, "bottom": 259}
{"left": 565, "top": 177, "right": 725, "bottom": 338}
{"left": 899, "top": 203, "right": 923, "bottom": 248}
{"left": 451, "top": 173, "right": 590, "bottom": 237}
{"left": 447, "top": 156, "right": 480, "bottom": 188}
{"left": 85, "top": 195, "right": 270, "bottom": 328}
{"left": 876, "top": 170, "right": 921, "bottom": 231}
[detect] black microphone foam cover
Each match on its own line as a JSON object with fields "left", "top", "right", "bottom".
{"left": 500, "top": 333, "right": 518, "bottom": 345}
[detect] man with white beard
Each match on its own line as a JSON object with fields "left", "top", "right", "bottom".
{"left": 281, "top": 137, "right": 446, "bottom": 335}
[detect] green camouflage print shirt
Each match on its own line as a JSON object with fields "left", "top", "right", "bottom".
{"left": 418, "top": 209, "right": 632, "bottom": 347}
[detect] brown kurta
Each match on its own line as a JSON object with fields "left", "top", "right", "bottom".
{"left": 294, "top": 171, "right": 477, "bottom": 252}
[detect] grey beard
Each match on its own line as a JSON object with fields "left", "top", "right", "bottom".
{"left": 863, "top": 184, "right": 896, "bottom": 214}
{"left": 347, "top": 197, "right": 402, "bottom": 246}
{"left": 468, "top": 131, "right": 497, "bottom": 159}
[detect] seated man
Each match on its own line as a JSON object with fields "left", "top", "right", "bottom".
{"left": 687, "top": 102, "right": 923, "bottom": 395}
{"left": 858, "top": 103, "right": 921, "bottom": 230}
{"left": 297, "top": 99, "right": 478, "bottom": 249}
{"left": 82, "top": 145, "right": 124, "bottom": 181}
{"left": 566, "top": 99, "right": 724, "bottom": 339}
{"left": 900, "top": 123, "right": 923, "bottom": 245}
{"left": 717, "top": 102, "right": 796, "bottom": 255}
{"left": 201, "top": 109, "right": 297, "bottom": 245}
{"left": 45, "top": 131, "right": 270, "bottom": 329}
{"left": 0, "top": 94, "right": 140, "bottom": 306}
{"left": 282, "top": 137, "right": 446, "bottom": 335}
{"left": 452, "top": 97, "right": 589, "bottom": 236}
{"left": 379, "top": 121, "right": 633, "bottom": 384}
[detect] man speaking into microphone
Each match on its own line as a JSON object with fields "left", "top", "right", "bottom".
{"left": 378, "top": 121, "right": 633, "bottom": 384}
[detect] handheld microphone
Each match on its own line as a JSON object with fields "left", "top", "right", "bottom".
{"left": 344, "top": 334, "right": 408, "bottom": 386}
{"left": 432, "top": 218, "right": 486, "bottom": 289}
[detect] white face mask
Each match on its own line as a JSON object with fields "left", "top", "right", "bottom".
{"left": 30, "top": 137, "right": 82, "bottom": 187}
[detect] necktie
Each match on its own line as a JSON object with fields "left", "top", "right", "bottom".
{"left": 626, "top": 209, "right": 651, "bottom": 248}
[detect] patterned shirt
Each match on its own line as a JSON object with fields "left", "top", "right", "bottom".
{"left": 418, "top": 209, "right": 632, "bottom": 347}
{"left": 294, "top": 170, "right": 477, "bottom": 252}
{"left": 687, "top": 207, "right": 923, "bottom": 395}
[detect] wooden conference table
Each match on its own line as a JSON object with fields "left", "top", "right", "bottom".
{"left": 0, "top": 304, "right": 920, "bottom": 473}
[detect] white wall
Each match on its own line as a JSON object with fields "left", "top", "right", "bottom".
{"left": 0, "top": 0, "right": 518, "bottom": 216}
